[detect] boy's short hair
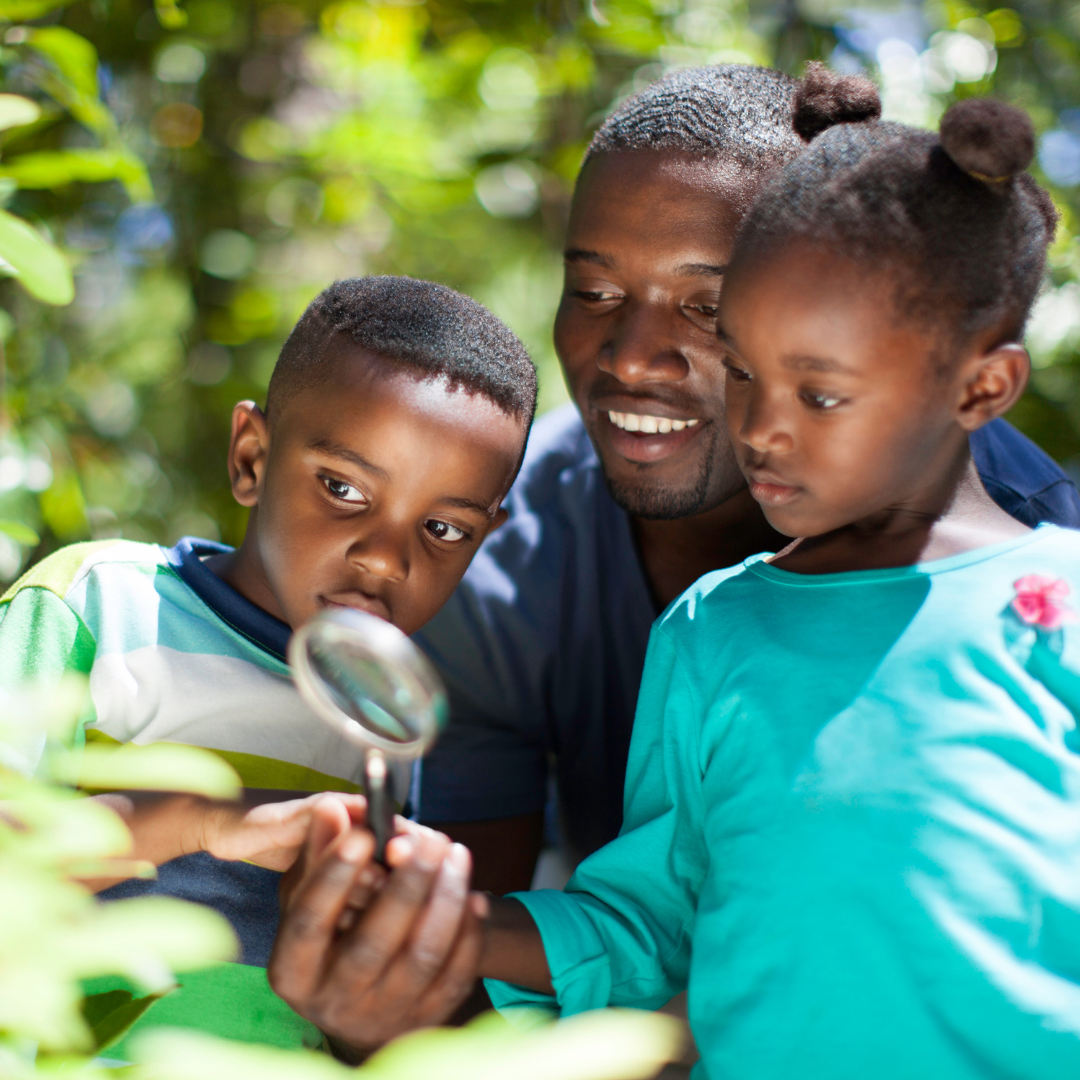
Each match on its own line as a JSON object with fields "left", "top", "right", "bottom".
{"left": 267, "top": 276, "right": 537, "bottom": 422}
{"left": 586, "top": 64, "right": 802, "bottom": 172}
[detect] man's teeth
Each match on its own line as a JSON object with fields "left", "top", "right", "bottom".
{"left": 608, "top": 411, "right": 699, "bottom": 434}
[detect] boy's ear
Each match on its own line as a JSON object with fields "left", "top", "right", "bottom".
{"left": 489, "top": 506, "right": 510, "bottom": 533}
{"left": 228, "top": 401, "right": 270, "bottom": 507}
{"left": 954, "top": 342, "right": 1030, "bottom": 432}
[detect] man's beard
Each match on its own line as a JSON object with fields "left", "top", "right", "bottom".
{"left": 600, "top": 423, "right": 718, "bottom": 521}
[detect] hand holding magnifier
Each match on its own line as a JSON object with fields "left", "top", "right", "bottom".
{"left": 289, "top": 608, "right": 448, "bottom": 861}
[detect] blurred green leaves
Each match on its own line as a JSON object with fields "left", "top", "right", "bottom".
{"left": 0, "top": 207, "right": 72, "bottom": 303}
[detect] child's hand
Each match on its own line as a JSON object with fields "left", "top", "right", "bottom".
{"left": 201, "top": 793, "right": 369, "bottom": 872}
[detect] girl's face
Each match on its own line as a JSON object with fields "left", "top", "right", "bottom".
{"left": 717, "top": 244, "right": 977, "bottom": 539}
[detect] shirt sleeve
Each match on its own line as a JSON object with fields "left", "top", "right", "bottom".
{"left": 485, "top": 625, "right": 708, "bottom": 1014}
{"left": 970, "top": 419, "right": 1080, "bottom": 529}
{"left": 0, "top": 584, "right": 97, "bottom": 775}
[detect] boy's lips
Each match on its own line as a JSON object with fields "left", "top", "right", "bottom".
{"left": 593, "top": 402, "right": 705, "bottom": 464}
{"left": 318, "top": 592, "right": 391, "bottom": 622}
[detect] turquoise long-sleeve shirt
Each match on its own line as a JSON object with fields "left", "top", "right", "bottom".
{"left": 488, "top": 525, "right": 1080, "bottom": 1079}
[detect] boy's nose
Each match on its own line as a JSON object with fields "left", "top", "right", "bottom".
{"left": 597, "top": 301, "right": 691, "bottom": 385}
{"left": 346, "top": 531, "right": 409, "bottom": 583}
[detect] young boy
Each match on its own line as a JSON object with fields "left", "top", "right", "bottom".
{"left": 0, "top": 275, "right": 536, "bottom": 1051}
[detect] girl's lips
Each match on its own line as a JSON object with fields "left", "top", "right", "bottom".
{"left": 748, "top": 479, "right": 800, "bottom": 506}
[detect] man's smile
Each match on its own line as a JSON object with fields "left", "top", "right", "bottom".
{"left": 589, "top": 396, "right": 707, "bottom": 466}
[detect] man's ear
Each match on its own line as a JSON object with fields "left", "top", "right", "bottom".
{"left": 228, "top": 401, "right": 270, "bottom": 507}
{"left": 489, "top": 506, "right": 510, "bottom": 533}
{"left": 955, "top": 342, "right": 1030, "bottom": 432}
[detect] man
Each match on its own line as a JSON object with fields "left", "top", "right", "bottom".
{"left": 412, "top": 64, "right": 1080, "bottom": 890}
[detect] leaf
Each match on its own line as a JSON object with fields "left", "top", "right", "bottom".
{"left": 0, "top": 519, "right": 39, "bottom": 545}
{"left": 0, "top": 206, "right": 73, "bottom": 305}
{"left": 360, "top": 1008, "right": 684, "bottom": 1080}
{"left": 0, "top": 94, "right": 41, "bottom": 133}
{"left": 63, "top": 742, "right": 242, "bottom": 800}
{"left": 0, "top": 149, "right": 152, "bottom": 203}
{"left": 81, "top": 987, "right": 168, "bottom": 1051}
{"left": 0, "top": 0, "right": 75, "bottom": 18}
{"left": 25, "top": 28, "right": 100, "bottom": 101}
{"left": 133, "top": 1029, "right": 355, "bottom": 1080}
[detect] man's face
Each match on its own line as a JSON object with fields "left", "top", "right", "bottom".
{"left": 555, "top": 150, "right": 757, "bottom": 519}
{"left": 238, "top": 348, "right": 523, "bottom": 635}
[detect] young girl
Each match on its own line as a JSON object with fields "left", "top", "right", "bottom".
{"left": 475, "top": 68, "right": 1080, "bottom": 1078}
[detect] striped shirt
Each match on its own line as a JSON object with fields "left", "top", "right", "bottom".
{"left": 0, "top": 536, "right": 365, "bottom": 1054}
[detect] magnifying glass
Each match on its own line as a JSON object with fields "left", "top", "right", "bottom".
{"left": 289, "top": 608, "right": 448, "bottom": 861}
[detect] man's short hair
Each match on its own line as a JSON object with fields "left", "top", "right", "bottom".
{"left": 586, "top": 63, "right": 801, "bottom": 172}
{"left": 266, "top": 276, "right": 537, "bottom": 422}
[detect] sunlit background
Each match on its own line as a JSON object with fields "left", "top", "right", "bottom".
{"left": 0, "top": 0, "right": 1078, "bottom": 578}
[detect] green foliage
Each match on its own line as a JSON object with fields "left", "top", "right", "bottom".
{"left": 0, "top": 0, "right": 1074, "bottom": 582}
{"left": 0, "top": 681, "right": 682, "bottom": 1077}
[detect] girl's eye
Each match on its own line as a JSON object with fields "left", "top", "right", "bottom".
{"left": 803, "top": 392, "right": 844, "bottom": 410}
{"left": 425, "top": 519, "right": 468, "bottom": 543}
{"left": 322, "top": 477, "right": 366, "bottom": 504}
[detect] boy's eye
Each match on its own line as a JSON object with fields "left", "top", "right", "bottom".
{"left": 424, "top": 519, "right": 468, "bottom": 544}
{"left": 322, "top": 477, "right": 366, "bottom": 504}
{"left": 802, "top": 391, "right": 844, "bottom": 410}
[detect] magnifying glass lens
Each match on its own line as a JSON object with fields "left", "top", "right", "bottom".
{"left": 307, "top": 638, "right": 423, "bottom": 744}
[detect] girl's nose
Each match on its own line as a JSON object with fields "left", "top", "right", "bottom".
{"left": 596, "top": 301, "right": 691, "bottom": 386}
{"left": 737, "top": 390, "right": 794, "bottom": 455}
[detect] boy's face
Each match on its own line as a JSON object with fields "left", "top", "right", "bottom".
{"left": 554, "top": 150, "right": 758, "bottom": 519}
{"left": 228, "top": 345, "right": 523, "bottom": 636}
{"left": 717, "top": 245, "right": 1020, "bottom": 538}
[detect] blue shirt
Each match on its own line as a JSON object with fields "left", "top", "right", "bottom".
{"left": 414, "top": 406, "right": 1080, "bottom": 859}
{"left": 489, "top": 524, "right": 1080, "bottom": 1080}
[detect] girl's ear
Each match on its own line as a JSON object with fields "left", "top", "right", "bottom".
{"left": 228, "top": 401, "right": 270, "bottom": 507}
{"left": 955, "top": 343, "right": 1030, "bottom": 431}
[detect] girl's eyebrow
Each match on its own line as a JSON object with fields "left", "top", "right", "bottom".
{"left": 783, "top": 353, "right": 859, "bottom": 376}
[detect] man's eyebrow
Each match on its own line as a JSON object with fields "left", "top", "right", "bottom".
{"left": 306, "top": 439, "right": 390, "bottom": 481}
{"left": 783, "top": 354, "right": 860, "bottom": 375}
{"left": 674, "top": 262, "right": 726, "bottom": 278}
{"left": 564, "top": 248, "right": 615, "bottom": 269}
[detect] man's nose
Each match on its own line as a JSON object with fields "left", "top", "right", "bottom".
{"left": 596, "top": 300, "right": 691, "bottom": 385}
{"left": 737, "top": 388, "right": 795, "bottom": 455}
{"left": 347, "top": 526, "right": 409, "bottom": 583}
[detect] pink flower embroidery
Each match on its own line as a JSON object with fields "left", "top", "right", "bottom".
{"left": 1011, "top": 575, "right": 1077, "bottom": 631}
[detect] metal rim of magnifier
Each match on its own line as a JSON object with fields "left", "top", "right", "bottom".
{"left": 288, "top": 607, "right": 447, "bottom": 759}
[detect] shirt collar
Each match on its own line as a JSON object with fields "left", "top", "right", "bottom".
{"left": 163, "top": 536, "right": 291, "bottom": 662}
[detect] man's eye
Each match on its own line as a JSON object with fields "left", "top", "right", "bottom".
{"left": 425, "top": 519, "right": 468, "bottom": 543}
{"left": 571, "top": 288, "right": 621, "bottom": 303}
{"left": 803, "top": 392, "right": 844, "bottom": 410}
{"left": 322, "top": 477, "right": 366, "bottom": 504}
{"left": 723, "top": 362, "right": 751, "bottom": 383}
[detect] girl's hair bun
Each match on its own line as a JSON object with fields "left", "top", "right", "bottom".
{"left": 792, "top": 61, "right": 881, "bottom": 142}
{"left": 938, "top": 99, "right": 1035, "bottom": 183}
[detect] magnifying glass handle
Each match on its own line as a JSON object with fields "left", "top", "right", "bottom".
{"left": 364, "top": 749, "right": 395, "bottom": 864}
